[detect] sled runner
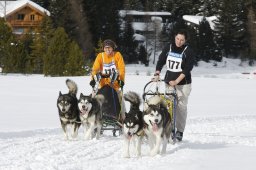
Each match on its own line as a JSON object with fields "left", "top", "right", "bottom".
{"left": 142, "top": 80, "right": 178, "bottom": 143}
{"left": 93, "top": 72, "right": 123, "bottom": 136}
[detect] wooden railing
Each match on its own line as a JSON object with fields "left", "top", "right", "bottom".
{"left": 8, "top": 20, "right": 41, "bottom": 27}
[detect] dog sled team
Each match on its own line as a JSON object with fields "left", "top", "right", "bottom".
{"left": 57, "top": 31, "right": 194, "bottom": 157}
{"left": 57, "top": 78, "right": 177, "bottom": 157}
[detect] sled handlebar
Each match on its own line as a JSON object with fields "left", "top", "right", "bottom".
{"left": 142, "top": 92, "right": 177, "bottom": 101}
{"left": 142, "top": 80, "right": 177, "bottom": 100}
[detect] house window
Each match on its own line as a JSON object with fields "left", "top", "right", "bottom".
{"left": 30, "top": 14, "right": 35, "bottom": 20}
{"left": 13, "top": 28, "right": 25, "bottom": 34}
{"left": 17, "top": 14, "right": 25, "bottom": 20}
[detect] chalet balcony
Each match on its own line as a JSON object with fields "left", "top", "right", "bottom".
{"left": 8, "top": 20, "right": 40, "bottom": 27}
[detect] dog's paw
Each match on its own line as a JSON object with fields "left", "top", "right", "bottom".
{"left": 150, "top": 150, "right": 158, "bottom": 156}
{"left": 71, "top": 133, "right": 78, "bottom": 138}
{"left": 122, "top": 153, "right": 130, "bottom": 158}
{"left": 135, "top": 149, "right": 141, "bottom": 157}
{"left": 84, "top": 135, "right": 90, "bottom": 140}
{"left": 135, "top": 153, "right": 141, "bottom": 157}
{"left": 161, "top": 149, "right": 166, "bottom": 155}
{"left": 63, "top": 133, "right": 69, "bottom": 140}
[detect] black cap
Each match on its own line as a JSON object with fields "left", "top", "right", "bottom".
{"left": 103, "top": 39, "right": 117, "bottom": 49}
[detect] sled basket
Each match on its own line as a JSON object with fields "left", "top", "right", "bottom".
{"left": 97, "top": 85, "right": 122, "bottom": 136}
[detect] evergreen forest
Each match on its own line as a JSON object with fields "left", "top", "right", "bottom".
{"left": 1, "top": 0, "right": 256, "bottom": 76}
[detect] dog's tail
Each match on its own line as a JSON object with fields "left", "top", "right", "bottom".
{"left": 66, "top": 79, "right": 78, "bottom": 95}
{"left": 124, "top": 91, "right": 141, "bottom": 109}
{"left": 94, "top": 94, "right": 105, "bottom": 105}
{"left": 143, "top": 95, "right": 167, "bottom": 111}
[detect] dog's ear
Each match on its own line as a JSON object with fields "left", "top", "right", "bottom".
{"left": 59, "top": 91, "right": 62, "bottom": 96}
{"left": 80, "top": 93, "right": 83, "bottom": 98}
{"left": 88, "top": 97, "right": 93, "bottom": 102}
{"left": 95, "top": 94, "right": 104, "bottom": 104}
{"left": 125, "top": 112, "right": 128, "bottom": 117}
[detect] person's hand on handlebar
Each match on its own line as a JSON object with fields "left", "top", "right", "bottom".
{"left": 152, "top": 71, "right": 160, "bottom": 82}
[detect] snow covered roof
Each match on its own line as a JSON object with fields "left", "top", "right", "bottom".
{"left": 0, "top": 0, "right": 50, "bottom": 18}
{"left": 183, "top": 15, "right": 217, "bottom": 30}
{"left": 133, "top": 33, "right": 145, "bottom": 42}
{"left": 119, "top": 10, "right": 171, "bottom": 18}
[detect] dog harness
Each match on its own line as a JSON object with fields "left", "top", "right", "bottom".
{"left": 161, "top": 95, "right": 173, "bottom": 120}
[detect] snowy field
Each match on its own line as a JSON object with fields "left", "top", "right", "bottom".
{"left": 1, "top": 58, "right": 256, "bottom": 170}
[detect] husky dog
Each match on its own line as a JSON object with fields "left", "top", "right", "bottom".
{"left": 57, "top": 79, "right": 81, "bottom": 140}
{"left": 123, "top": 91, "right": 144, "bottom": 158}
{"left": 143, "top": 95, "right": 172, "bottom": 156}
{"left": 78, "top": 93, "right": 104, "bottom": 140}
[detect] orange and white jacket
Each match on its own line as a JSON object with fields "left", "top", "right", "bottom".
{"left": 91, "top": 51, "right": 125, "bottom": 91}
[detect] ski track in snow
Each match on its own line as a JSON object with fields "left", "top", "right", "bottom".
{"left": 1, "top": 115, "right": 256, "bottom": 170}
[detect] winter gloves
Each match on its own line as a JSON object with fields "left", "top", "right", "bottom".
{"left": 89, "top": 78, "right": 124, "bottom": 88}
{"left": 118, "top": 80, "right": 124, "bottom": 88}
{"left": 90, "top": 79, "right": 96, "bottom": 88}
{"left": 152, "top": 72, "right": 160, "bottom": 82}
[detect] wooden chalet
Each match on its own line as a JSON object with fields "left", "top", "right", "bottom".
{"left": 0, "top": 0, "right": 50, "bottom": 34}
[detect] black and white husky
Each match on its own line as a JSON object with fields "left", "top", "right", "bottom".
{"left": 57, "top": 79, "right": 81, "bottom": 140}
{"left": 123, "top": 91, "right": 144, "bottom": 158}
{"left": 143, "top": 95, "right": 172, "bottom": 156}
{"left": 78, "top": 93, "right": 104, "bottom": 140}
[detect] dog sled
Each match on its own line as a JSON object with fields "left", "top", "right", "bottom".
{"left": 92, "top": 72, "right": 123, "bottom": 137}
{"left": 142, "top": 79, "right": 178, "bottom": 143}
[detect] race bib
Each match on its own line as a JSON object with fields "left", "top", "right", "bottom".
{"left": 102, "top": 62, "right": 117, "bottom": 75}
{"left": 166, "top": 52, "right": 182, "bottom": 72}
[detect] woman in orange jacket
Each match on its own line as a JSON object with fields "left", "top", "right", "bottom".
{"left": 90, "top": 39, "right": 125, "bottom": 91}
{"left": 90, "top": 39, "right": 126, "bottom": 120}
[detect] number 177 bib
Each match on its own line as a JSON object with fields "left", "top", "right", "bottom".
{"left": 166, "top": 51, "right": 183, "bottom": 72}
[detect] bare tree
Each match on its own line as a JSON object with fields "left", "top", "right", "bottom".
{"left": 68, "top": 0, "right": 93, "bottom": 58}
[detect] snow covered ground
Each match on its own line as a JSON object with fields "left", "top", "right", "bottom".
{"left": 0, "top": 58, "right": 256, "bottom": 170}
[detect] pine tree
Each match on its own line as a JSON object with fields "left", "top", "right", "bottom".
{"left": 1, "top": 27, "right": 33, "bottom": 74}
{"left": 48, "top": 0, "right": 70, "bottom": 28}
{"left": 214, "top": 0, "right": 248, "bottom": 58}
{"left": 120, "top": 17, "right": 138, "bottom": 63}
{"left": 43, "top": 27, "right": 69, "bottom": 76}
{"left": 32, "top": 0, "right": 50, "bottom": 9}
{"left": 0, "top": 18, "right": 16, "bottom": 73}
{"left": 48, "top": 0, "right": 93, "bottom": 58}
{"left": 1, "top": 39, "right": 27, "bottom": 73}
{"left": 197, "top": 0, "right": 219, "bottom": 16}
{"left": 83, "top": 0, "right": 123, "bottom": 50}
{"left": 247, "top": 0, "right": 256, "bottom": 63}
{"left": 64, "top": 41, "right": 85, "bottom": 76}
{"left": 138, "top": 45, "right": 148, "bottom": 66}
{"left": 16, "top": 32, "right": 33, "bottom": 73}
{"left": 171, "top": 0, "right": 197, "bottom": 20}
{"left": 124, "top": 0, "right": 143, "bottom": 10}
{"left": 94, "top": 38, "right": 104, "bottom": 55}
{"left": 198, "top": 17, "right": 221, "bottom": 62}
{"left": 0, "top": 20, "right": 7, "bottom": 66}
{"left": 30, "top": 16, "right": 54, "bottom": 74}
